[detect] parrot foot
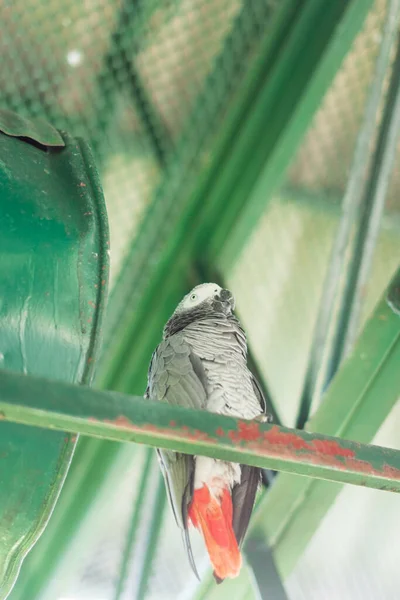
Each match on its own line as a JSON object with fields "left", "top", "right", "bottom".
{"left": 255, "top": 413, "right": 273, "bottom": 423}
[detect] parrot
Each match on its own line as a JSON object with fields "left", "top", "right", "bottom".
{"left": 145, "top": 283, "right": 271, "bottom": 583}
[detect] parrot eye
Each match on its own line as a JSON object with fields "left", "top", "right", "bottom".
{"left": 190, "top": 293, "right": 197, "bottom": 301}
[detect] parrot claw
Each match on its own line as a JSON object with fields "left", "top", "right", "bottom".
{"left": 255, "top": 413, "right": 273, "bottom": 423}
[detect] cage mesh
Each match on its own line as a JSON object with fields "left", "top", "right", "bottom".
{"left": 2, "top": 0, "right": 400, "bottom": 598}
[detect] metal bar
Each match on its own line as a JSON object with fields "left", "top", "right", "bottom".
{"left": 328, "top": 27, "right": 400, "bottom": 378}
{"left": 135, "top": 473, "right": 166, "bottom": 600}
{"left": 296, "top": 0, "right": 400, "bottom": 428}
{"left": 245, "top": 537, "right": 288, "bottom": 600}
{"left": 114, "top": 448, "right": 154, "bottom": 600}
{"left": 0, "top": 375, "right": 400, "bottom": 492}
{"left": 212, "top": 0, "right": 374, "bottom": 272}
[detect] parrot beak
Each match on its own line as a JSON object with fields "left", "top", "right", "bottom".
{"left": 215, "top": 288, "right": 235, "bottom": 311}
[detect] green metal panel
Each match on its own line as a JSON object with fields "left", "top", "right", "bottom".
{"left": 0, "top": 108, "right": 65, "bottom": 147}
{"left": 0, "top": 111, "right": 109, "bottom": 599}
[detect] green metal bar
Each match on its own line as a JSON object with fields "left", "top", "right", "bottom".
{"left": 135, "top": 473, "right": 166, "bottom": 600}
{"left": 244, "top": 537, "right": 288, "bottom": 600}
{"left": 296, "top": 0, "right": 400, "bottom": 428}
{"left": 114, "top": 448, "right": 154, "bottom": 600}
{"left": 212, "top": 0, "right": 374, "bottom": 272}
{"left": 0, "top": 374, "right": 400, "bottom": 491}
{"left": 328, "top": 27, "right": 400, "bottom": 380}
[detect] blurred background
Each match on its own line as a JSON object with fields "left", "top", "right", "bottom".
{"left": 1, "top": 0, "right": 400, "bottom": 598}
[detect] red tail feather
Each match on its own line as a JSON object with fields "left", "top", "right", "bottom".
{"left": 188, "top": 485, "right": 241, "bottom": 580}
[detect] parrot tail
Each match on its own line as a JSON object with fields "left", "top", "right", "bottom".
{"left": 188, "top": 484, "right": 241, "bottom": 580}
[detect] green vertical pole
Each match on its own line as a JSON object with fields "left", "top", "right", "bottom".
{"left": 245, "top": 537, "right": 288, "bottom": 600}
{"left": 135, "top": 473, "right": 167, "bottom": 600}
{"left": 327, "top": 27, "right": 400, "bottom": 380}
{"left": 296, "top": 0, "right": 400, "bottom": 428}
{"left": 114, "top": 448, "right": 154, "bottom": 600}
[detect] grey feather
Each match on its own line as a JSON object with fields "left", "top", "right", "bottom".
{"left": 147, "top": 333, "right": 207, "bottom": 578}
{"left": 232, "top": 465, "right": 261, "bottom": 547}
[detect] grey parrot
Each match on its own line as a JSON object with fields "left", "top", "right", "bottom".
{"left": 145, "top": 283, "right": 270, "bottom": 582}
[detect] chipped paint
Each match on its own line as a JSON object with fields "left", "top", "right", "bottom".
{"left": 81, "top": 413, "right": 400, "bottom": 491}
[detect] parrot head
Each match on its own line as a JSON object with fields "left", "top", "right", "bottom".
{"left": 177, "top": 283, "right": 235, "bottom": 314}
{"left": 163, "top": 283, "right": 235, "bottom": 338}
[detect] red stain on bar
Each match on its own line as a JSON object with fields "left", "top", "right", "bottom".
{"left": 312, "top": 438, "right": 355, "bottom": 458}
{"left": 264, "top": 425, "right": 312, "bottom": 451}
{"left": 229, "top": 421, "right": 261, "bottom": 443}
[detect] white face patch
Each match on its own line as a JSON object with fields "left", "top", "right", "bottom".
{"left": 179, "top": 283, "right": 222, "bottom": 311}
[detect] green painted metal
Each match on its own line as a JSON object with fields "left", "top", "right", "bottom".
{"left": 0, "top": 363, "right": 400, "bottom": 490}
{"left": 244, "top": 537, "right": 288, "bottom": 600}
{"left": 0, "top": 112, "right": 109, "bottom": 599}
{"left": 0, "top": 107, "right": 65, "bottom": 147}
{"left": 296, "top": 0, "right": 400, "bottom": 428}
{"left": 114, "top": 448, "right": 154, "bottom": 600}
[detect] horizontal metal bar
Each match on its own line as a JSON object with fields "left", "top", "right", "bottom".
{"left": 0, "top": 369, "right": 399, "bottom": 492}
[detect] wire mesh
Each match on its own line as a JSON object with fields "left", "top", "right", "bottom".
{"left": 2, "top": 0, "right": 400, "bottom": 599}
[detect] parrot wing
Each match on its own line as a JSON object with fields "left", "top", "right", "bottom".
{"left": 146, "top": 332, "right": 208, "bottom": 578}
{"left": 231, "top": 373, "right": 267, "bottom": 548}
